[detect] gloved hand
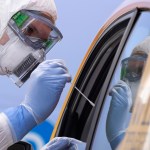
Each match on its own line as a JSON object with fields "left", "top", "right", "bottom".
{"left": 41, "top": 137, "right": 86, "bottom": 150}
{"left": 23, "top": 59, "right": 71, "bottom": 123}
{"left": 106, "top": 80, "right": 132, "bottom": 150}
{"left": 4, "top": 59, "right": 71, "bottom": 143}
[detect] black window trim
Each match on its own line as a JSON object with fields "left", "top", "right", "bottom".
{"left": 86, "top": 9, "right": 138, "bottom": 150}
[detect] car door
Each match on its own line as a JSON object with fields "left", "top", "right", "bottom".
{"left": 90, "top": 10, "right": 150, "bottom": 150}
{"left": 52, "top": 9, "right": 138, "bottom": 149}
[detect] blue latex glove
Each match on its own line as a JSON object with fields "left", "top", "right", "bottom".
{"left": 4, "top": 59, "right": 71, "bottom": 142}
{"left": 106, "top": 80, "right": 132, "bottom": 150}
{"left": 41, "top": 137, "right": 86, "bottom": 150}
{"left": 23, "top": 59, "right": 71, "bottom": 123}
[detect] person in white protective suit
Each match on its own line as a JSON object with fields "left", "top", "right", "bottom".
{"left": 0, "top": 0, "right": 86, "bottom": 149}
{"left": 106, "top": 37, "right": 150, "bottom": 150}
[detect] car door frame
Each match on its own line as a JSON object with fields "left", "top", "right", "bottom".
{"left": 86, "top": 9, "right": 139, "bottom": 150}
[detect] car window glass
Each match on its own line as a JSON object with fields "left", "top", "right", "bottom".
{"left": 92, "top": 11, "right": 150, "bottom": 150}
{"left": 118, "top": 50, "right": 150, "bottom": 150}
{"left": 55, "top": 12, "right": 132, "bottom": 142}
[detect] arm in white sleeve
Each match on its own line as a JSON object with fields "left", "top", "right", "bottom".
{"left": 0, "top": 113, "right": 14, "bottom": 150}
{"left": 2, "top": 59, "right": 71, "bottom": 148}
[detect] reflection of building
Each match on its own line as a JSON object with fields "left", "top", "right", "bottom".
{"left": 119, "top": 55, "right": 150, "bottom": 150}
{"left": 51, "top": 0, "right": 150, "bottom": 150}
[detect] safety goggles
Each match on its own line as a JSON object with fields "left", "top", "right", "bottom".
{"left": 121, "top": 54, "right": 148, "bottom": 82}
{"left": 8, "top": 10, "right": 63, "bottom": 53}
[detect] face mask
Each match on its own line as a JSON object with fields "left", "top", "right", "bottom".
{"left": 124, "top": 79, "right": 140, "bottom": 112}
{"left": 0, "top": 26, "right": 45, "bottom": 87}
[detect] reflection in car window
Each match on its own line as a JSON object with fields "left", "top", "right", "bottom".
{"left": 118, "top": 51, "right": 150, "bottom": 150}
{"left": 106, "top": 37, "right": 149, "bottom": 150}
{"left": 55, "top": 10, "right": 132, "bottom": 148}
{"left": 92, "top": 11, "right": 150, "bottom": 150}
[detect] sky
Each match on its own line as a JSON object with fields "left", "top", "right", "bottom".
{"left": 0, "top": 0, "right": 123, "bottom": 124}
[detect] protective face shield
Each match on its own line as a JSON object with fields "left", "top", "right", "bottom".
{"left": 120, "top": 53, "right": 147, "bottom": 82}
{"left": 120, "top": 53, "right": 148, "bottom": 112}
{"left": 0, "top": 10, "right": 63, "bottom": 87}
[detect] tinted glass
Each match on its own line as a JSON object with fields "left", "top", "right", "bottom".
{"left": 92, "top": 11, "right": 150, "bottom": 150}
{"left": 55, "top": 12, "right": 132, "bottom": 148}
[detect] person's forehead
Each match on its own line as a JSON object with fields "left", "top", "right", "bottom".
{"left": 40, "top": 11, "right": 55, "bottom": 24}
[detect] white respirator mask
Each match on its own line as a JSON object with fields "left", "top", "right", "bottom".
{"left": 0, "top": 10, "right": 63, "bottom": 87}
